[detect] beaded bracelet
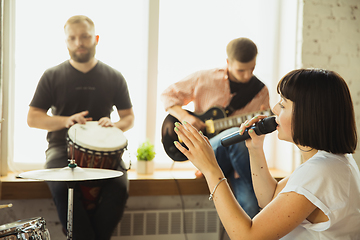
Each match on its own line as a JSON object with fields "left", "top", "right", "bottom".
{"left": 209, "top": 177, "right": 227, "bottom": 201}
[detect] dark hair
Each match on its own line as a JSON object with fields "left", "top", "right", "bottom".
{"left": 226, "top": 38, "right": 258, "bottom": 63}
{"left": 277, "top": 69, "right": 357, "bottom": 154}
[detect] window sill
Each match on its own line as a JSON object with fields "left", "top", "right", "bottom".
{"left": 0, "top": 168, "right": 289, "bottom": 200}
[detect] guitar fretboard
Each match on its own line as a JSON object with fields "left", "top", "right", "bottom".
{"left": 213, "top": 109, "right": 272, "bottom": 132}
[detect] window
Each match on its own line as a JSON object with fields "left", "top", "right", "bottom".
{"left": 10, "top": 0, "right": 148, "bottom": 170}
{"left": 3, "top": 0, "right": 300, "bottom": 173}
{"left": 154, "top": 0, "right": 299, "bottom": 168}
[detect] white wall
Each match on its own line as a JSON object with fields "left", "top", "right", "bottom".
{"left": 301, "top": 0, "right": 360, "bottom": 165}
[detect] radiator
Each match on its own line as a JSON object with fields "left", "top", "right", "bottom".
{"left": 111, "top": 209, "right": 220, "bottom": 240}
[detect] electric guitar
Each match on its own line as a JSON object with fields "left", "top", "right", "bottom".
{"left": 161, "top": 106, "right": 272, "bottom": 161}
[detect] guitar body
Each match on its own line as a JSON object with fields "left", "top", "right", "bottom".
{"left": 193, "top": 107, "right": 227, "bottom": 138}
{"left": 161, "top": 106, "right": 272, "bottom": 161}
{"left": 161, "top": 107, "right": 226, "bottom": 162}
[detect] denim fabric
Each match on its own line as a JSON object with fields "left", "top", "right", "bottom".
{"left": 45, "top": 145, "right": 129, "bottom": 240}
{"left": 210, "top": 127, "right": 260, "bottom": 218}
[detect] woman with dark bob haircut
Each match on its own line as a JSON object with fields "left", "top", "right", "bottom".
{"left": 173, "top": 69, "right": 360, "bottom": 239}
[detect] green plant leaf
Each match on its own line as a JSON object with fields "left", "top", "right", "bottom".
{"left": 136, "top": 140, "right": 155, "bottom": 161}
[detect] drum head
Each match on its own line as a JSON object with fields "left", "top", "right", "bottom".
{"left": 68, "top": 121, "right": 128, "bottom": 152}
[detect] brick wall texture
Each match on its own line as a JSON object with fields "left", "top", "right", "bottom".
{"left": 302, "top": 0, "right": 360, "bottom": 161}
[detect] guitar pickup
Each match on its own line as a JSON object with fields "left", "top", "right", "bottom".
{"left": 205, "top": 119, "right": 215, "bottom": 134}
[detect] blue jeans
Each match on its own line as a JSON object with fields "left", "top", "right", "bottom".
{"left": 210, "top": 127, "right": 260, "bottom": 218}
{"left": 45, "top": 145, "right": 129, "bottom": 240}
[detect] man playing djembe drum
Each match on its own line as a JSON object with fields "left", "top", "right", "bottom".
{"left": 27, "top": 15, "right": 134, "bottom": 240}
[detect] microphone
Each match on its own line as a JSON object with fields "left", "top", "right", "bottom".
{"left": 221, "top": 116, "right": 278, "bottom": 147}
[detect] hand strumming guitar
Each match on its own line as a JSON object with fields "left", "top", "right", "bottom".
{"left": 181, "top": 113, "right": 206, "bottom": 131}
{"left": 167, "top": 105, "right": 206, "bottom": 131}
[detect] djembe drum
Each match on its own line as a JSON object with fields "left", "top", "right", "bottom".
{"left": 67, "top": 121, "right": 128, "bottom": 211}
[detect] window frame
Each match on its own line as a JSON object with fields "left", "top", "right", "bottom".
{"left": 1, "top": 0, "right": 301, "bottom": 176}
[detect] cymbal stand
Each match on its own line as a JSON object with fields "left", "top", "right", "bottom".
{"left": 67, "top": 159, "right": 77, "bottom": 240}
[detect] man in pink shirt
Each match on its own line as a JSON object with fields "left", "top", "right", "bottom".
{"left": 161, "top": 38, "right": 270, "bottom": 218}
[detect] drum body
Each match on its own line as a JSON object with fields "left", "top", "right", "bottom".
{"left": 67, "top": 121, "right": 128, "bottom": 170}
{"left": 66, "top": 121, "right": 128, "bottom": 211}
{"left": 0, "top": 217, "right": 50, "bottom": 240}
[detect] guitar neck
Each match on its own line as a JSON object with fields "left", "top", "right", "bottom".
{"left": 212, "top": 109, "right": 272, "bottom": 132}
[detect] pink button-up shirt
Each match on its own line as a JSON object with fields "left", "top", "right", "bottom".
{"left": 161, "top": 67, "right": 270, "bottom": 117}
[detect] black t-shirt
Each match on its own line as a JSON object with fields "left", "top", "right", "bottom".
{"left": 227, "top": 75, "right": 265, "bottom": 114}
{"left": 30, "top": 60, "right": 132, "bottom": 147}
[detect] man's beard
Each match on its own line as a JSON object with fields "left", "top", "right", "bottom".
{"left": 68, "top": 44, "right": 96, "bottom": 63}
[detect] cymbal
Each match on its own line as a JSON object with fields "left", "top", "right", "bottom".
{"left": 18, "top": 166, "right": 123, "bottom": 182}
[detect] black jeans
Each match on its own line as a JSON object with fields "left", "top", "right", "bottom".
{"left": 45, "top": 145, "right": 129, "bottom": 240}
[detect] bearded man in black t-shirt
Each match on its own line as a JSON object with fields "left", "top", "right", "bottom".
{"left": 28, "top": 15, "right": 134, "bottom": 240}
